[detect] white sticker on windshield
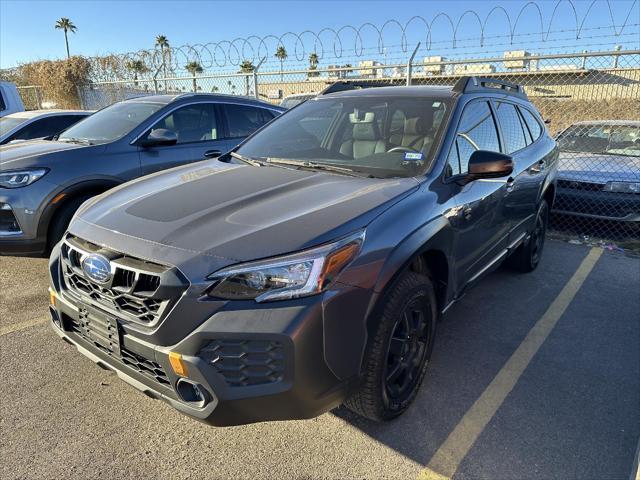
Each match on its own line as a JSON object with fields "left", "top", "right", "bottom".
{"left": 404, "top": 152, "right": 424, "bottom": 161}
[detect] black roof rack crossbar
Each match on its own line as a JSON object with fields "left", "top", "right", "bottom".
{"left": 320, "top": 80, "right": 390, "bottom": 95}
{"left": 452, "top": 76, "right": 528, "bottom": 99}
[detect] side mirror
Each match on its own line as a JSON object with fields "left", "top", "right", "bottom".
{"left": 466, "top": 150, "right": 513, "bottom": 181}
{"left": 139, "top": 128, "right": 178, "bottom": 148}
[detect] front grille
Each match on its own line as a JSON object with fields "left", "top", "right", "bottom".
{"left": 60, "top": 235, "right": 186, "bottom": 325}
{"left": 199, "top": 339, "right": 285, "bottom": 387}
{"left": 64, "top": 312, "right": 170, "bottom": 386}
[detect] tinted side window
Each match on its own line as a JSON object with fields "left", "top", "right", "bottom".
{"left": 447, "top": 101, "right": 500, "bottom": 175}
{"left": 519, "top": 107, "right": 542, "bottom": 142}
{"left": 0, "top": 91, "right": 6, "bottom": 111}
{"left": 153, "top": 104, "right": 218, "bottom": 144}
{"left": 223, "top": 104, "right": 273, "bottom": 138}
{"left": 495, "top": 102, "right": 527, "bottom": 153}
{"left": 12, "top": 118, "right": 50, "bottom": 140}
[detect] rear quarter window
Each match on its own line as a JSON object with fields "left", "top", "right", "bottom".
{"left": 519, "top": 107, "right": 543, "bottom": 142}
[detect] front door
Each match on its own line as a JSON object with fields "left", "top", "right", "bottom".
{"left": 446, "top": 100, "right": 512, "bottom": 290}
{"left": 139, "top": 103, "right": 229, "bottom": 175}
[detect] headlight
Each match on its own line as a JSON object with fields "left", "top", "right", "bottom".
{"left": 206, "top": 230, "right": 365, "bottom": 302}
{"left": 0, "top": 168, "right": 49, "bottom": 188}
{"left": 603, "top": 181, "right": 640, "bottom": 194}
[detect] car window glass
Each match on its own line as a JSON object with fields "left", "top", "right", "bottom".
{"left": 12, "top": 118, "right": 50, "bottom": 139}
{"left": 495, "top": 102, "right": 527, "bottom": 153}
{"left": 59, "top": 101, "right": 163, "bottom": 144}
{"left": 236, "top": 96, "right": 451, "bottom": 179}
{"left": 224, "top": 104, "right": 273, "bottom": 138}
{"left": 519, "top": 107, "right": 542, "bottom": 141}
{"left": 0, "top": 116, "right": 28, "bottom": 136}
{"left": 152, "top": 104, "right": 218, "bottom": 144}
{"left": 447, "top": 101, "right": 500, "bottom": 175}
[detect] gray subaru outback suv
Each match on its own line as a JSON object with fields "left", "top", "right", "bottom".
{"left": 0, "top": 93, "right": 283, "bottom": 255}
{"left": 49, "top": 78, "right": 557, "bottom": 426}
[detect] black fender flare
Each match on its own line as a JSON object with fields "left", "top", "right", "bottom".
{"left": 36, "top": 179, "right": 121, "bottom": 240}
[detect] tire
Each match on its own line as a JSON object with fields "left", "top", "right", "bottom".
{"left": 344, "top": 271, "right": 437, "bottom": 421}
{"left": 47, "top": 194, "right": 94, "bottom": 252}
{"left": 508, "top": 199, "right": 549, "bottom": 273}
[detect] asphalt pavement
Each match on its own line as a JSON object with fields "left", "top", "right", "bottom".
{"left": 0, "top": 239, "right": 638, "bottom": 479}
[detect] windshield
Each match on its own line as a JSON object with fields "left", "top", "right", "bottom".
{"left": 237, "top": 95, "right": 450, "bottom": 178}
{"left": 58, "top": 101, "right": 164, "bottom": 145}
{"left": 0, "top": 116, "right": 29, "bottom": 136}
{"left": 557, "top": 124, "right": 640, "bottom": 157}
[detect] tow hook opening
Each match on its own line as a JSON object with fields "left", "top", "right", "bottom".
{"left": 175, "top": 378, "right": 210, "bottom": 408}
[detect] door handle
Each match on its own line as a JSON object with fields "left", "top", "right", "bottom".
{"left": 204, "top": 149, "right": 222, "bottom": 158}
{"left": 462, "top": 205, "right": 472, "bottom": 220}
{"left": 529, "top": 160, "right": 545, "bottom": 173}
{"left": 506, "top": 177, "right": 515, "bottom": 193}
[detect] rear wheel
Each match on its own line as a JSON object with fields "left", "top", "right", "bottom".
{"left": 508, "top": 199, "right": 548, "bottom": 273}
{"left": 345, "top": 271, "right": 437, "bottom": 421}
{"left": 47, "top": 194, "right": 94, "bottom": 252}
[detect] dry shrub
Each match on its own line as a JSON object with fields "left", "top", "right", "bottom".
{"left": 18, "top": 56, "right": 90, "bottom": 109}
{"left": 533, "top": 98, "right": 640, "bottom": 135}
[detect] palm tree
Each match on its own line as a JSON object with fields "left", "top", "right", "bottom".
{"left": 55, "top": 18, "right": 77, "bottom": 59}
{"left": 308, "top": 52, "right": 320, "bottom": 78}
{"left": 185, "top": 61, "right": 203, "bottom": 92}
{"left": 155, "top": 35, "right": 170, "bottom": 90}
{"left": 126, "top": 60, "right": 149, "bottom": 87}
{"left": 239, "top": 60, "right": 255, "bottom": 95}
{"left": 275, "top": 46, "right": 287, "bottom": 81}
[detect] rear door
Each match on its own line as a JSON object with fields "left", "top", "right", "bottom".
{"left": 220, "top": 103, "right": 277, "bottom": 149}
{"left": 447, "top": 99, "right": 512, "bottom": 289}
{"left": 138, "top": 102, "right": 228, "bottom": 175}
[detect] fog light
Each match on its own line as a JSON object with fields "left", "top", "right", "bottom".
{"left": 49, "top": 306, "right": 62, "bottom": 329}
{"left": 169, "top": 351, "right": 188, "bottom": 377}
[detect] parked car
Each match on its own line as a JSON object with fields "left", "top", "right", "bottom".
{"left": 553, "top": 120, "right": 640, "bottom": 226}
{"left": 0, "top": 81, "right": 25, "bottom": 118}
{"left": 0, "top": 109, "right": 91, "bottom": 145}
{"left": 48, "top": 78, "right": 557, "bottom": 426}
{"left": 280, "top": 92, "right": 316, "bottom": 109}
{"left": 0, "top": 93, "right": 284, "bottom": 255}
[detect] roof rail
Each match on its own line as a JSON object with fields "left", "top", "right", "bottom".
{"left": 320, "top": 80, "right": 390, "bottom": 95}
{"left": 452, "top": 76, "right": 528, "bottom": 99}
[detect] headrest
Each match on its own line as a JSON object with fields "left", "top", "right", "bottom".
{"left": 353, "top": 122, "right": 378, "bottom": 141}
{"left": 349, "top": 111, "right": 375, "bottom": 123}
{"left": 404, "top": 117, "right": 428, "bottom": 135}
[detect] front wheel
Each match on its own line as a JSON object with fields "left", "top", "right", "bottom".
{"left": 508, "top": 199, "right": 549, "bottom": 273}
{"left": 344, "top": 271, "right": 437, "bottom": 421}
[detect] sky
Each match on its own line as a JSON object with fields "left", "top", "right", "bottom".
{"left": 1, "top": 0, "right": 638, "bottom": 70}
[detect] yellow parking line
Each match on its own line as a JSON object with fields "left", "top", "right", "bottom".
{"left": 0, "top": 317, "right": 47, "bottom": 337}
{"left": 419, "top": 247, "right": 603, "bottom": 480}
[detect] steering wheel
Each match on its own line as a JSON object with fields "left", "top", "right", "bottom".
{"left": 387, "top": 146, "right": 420, "bottom": 154}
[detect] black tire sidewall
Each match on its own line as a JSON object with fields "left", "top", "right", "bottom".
{"left": 47, "top": 195, "right": 93, "bottom": 251}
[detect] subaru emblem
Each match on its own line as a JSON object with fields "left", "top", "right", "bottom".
{"left": 82, "top": 254, "right": 112, "bottom": 284}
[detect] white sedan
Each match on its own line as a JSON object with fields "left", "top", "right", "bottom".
{"left": 0, "top": 109, "right": 92, "bottom": 145}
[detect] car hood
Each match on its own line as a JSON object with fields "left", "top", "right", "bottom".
{"left": 558, "top": 152, "right": 640, "bottom": 184}
{"left": 0, "top": 139, "right": 86, "bottom": 170}
{"left": 70, "top": 161, "right": 419, "bottom": 279}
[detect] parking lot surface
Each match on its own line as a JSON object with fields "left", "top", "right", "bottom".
{"left": 1, "top": 240, "right": 638, "bottom": 480}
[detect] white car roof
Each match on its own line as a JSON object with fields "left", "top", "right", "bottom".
{"left": 5, "top": 109, "right": 92, "bottom": 119}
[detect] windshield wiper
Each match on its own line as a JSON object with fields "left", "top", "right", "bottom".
{"left": 59, "top": 137, "right": 93, "bottom": 146}
{"left": 230, "top": 152, "right": 266, "bottom": 167}
{"left": 266, "top": 158, "right": 366, "bottom": 177}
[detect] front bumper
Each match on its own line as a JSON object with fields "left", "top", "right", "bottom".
{"left": 49, "top": 244, "right": 369, "bottom": 426}
{"left": 553, "top": 186, "right": 640, "bottom": 223}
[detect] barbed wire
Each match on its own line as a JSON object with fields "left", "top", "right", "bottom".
{"left": 95, "top": 0, "right": 638, "bottom": 74}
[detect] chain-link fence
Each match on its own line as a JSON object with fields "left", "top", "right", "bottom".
{"left": 16, "top": 85, "right": 43, "bottom": 110}
{"left": 75, "top": 48, "right": 639, "bottom": 246}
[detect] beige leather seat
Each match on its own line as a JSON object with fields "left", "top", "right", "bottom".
{"left": 390, "top": 109, "right": 435, "bottom": 151}
{"left": 340, "top": 121, "right": 386, "bottom": 159}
